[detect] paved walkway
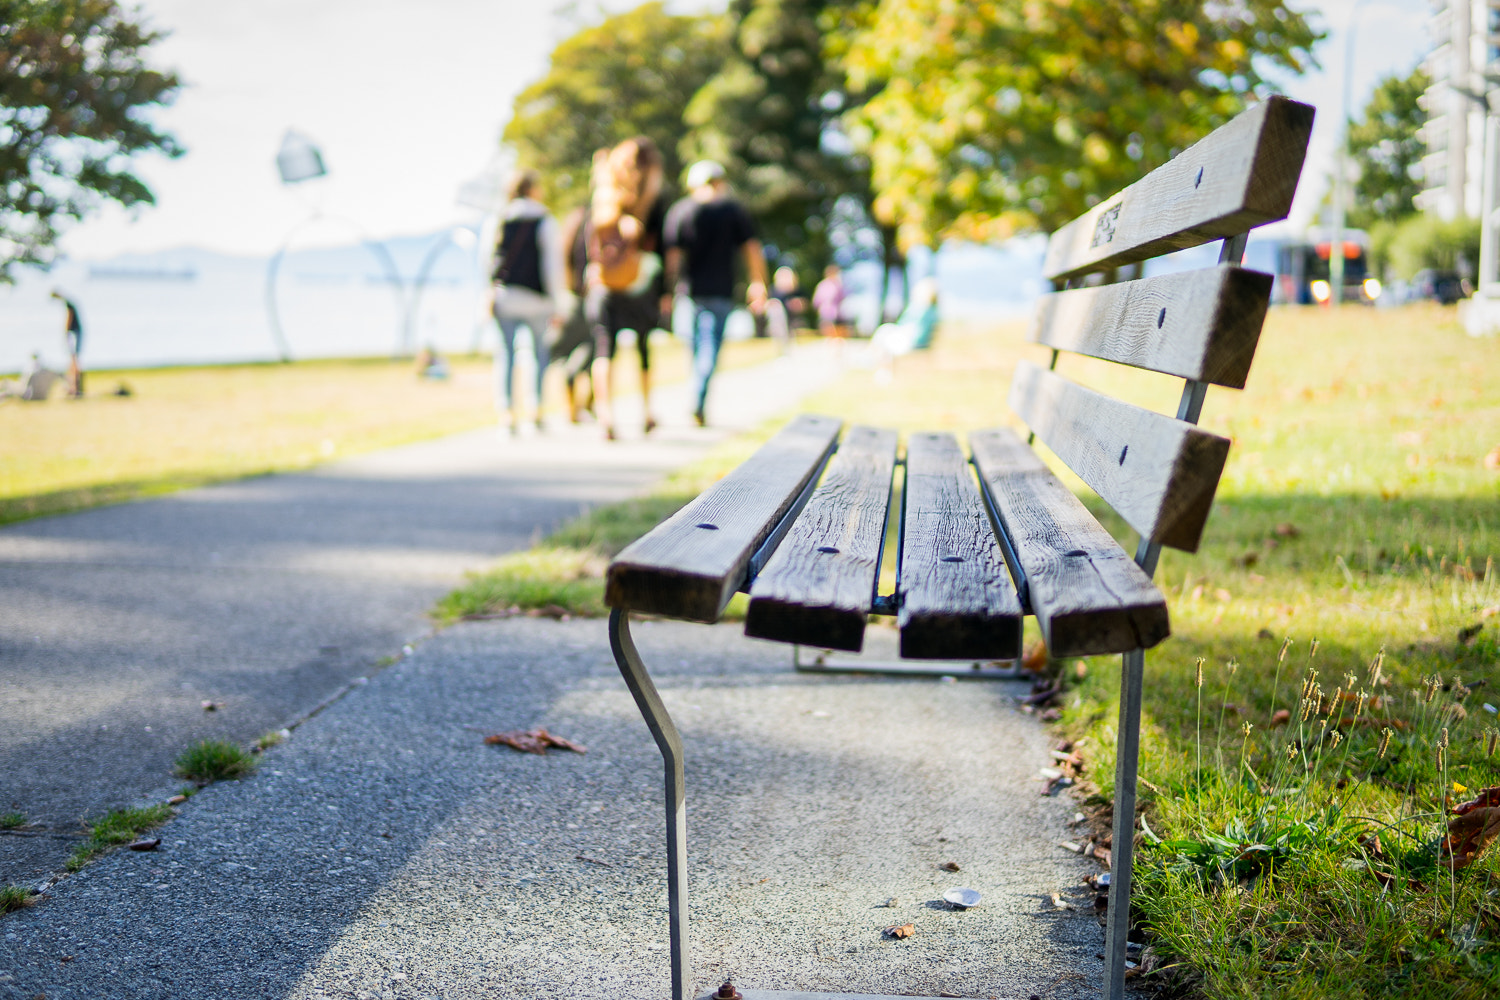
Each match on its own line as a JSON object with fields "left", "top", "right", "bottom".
{"left": 0, "top": 342, "right": 1104, "bottom": 999}
{"left": 0, "top": 344, "right": 837, "bottom": 883}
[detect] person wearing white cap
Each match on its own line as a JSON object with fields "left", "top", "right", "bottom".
{"left": 662, "top": 160, "right": 768, "bottom": 426}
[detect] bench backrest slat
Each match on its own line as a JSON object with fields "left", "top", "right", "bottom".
{"left": 1008, "top": 361, "right": 1230, "bottom": 552}
{"left": 970, "top": 428, "right": 1169, "bottom": 657}
{"left": 746, "top": 425, "right": 899, "bottom": 652}
{"left": 1042, "top": 96, "right": 1314, "bottom": 282}
{"left": 898, "top": 432, "right": 1022, "bottom": 659}
{"left": 1028, "top": 264, "right": 1272, "bottom": 388}
{"left": 605, "top": 413, "right": 842, "bottom": 622}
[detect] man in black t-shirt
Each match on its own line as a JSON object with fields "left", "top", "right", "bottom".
{"left": 662, "top": 160, "right": 768, "bottom": 426}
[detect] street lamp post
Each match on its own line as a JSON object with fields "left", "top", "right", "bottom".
{"left": 1330, "top": 0, "right": 1373, "bottom": 307}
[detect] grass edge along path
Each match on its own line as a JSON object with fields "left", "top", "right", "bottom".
{"left": 1, "top": 339, "right": 785, "bottom": 526}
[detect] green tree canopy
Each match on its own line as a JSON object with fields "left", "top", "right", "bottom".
{"left": 680, "top": 0, "right": 872, "bottom": 281}
{"left": 0, "top": 0, "right": 181, "bottom": 279}
{"left": 841, "top": 0, "right": 1321, "bottom": 249}
{"left": 501, "top": 3, "right": 731, "bottom": 215}
{"left": 1346, "top": 66, "right": 1428, "bottom": 229}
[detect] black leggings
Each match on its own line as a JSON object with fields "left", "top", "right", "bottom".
{"left": 589, "top": 287, "right": 658, "bottom": 371}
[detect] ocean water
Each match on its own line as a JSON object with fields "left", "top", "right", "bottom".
{"left": 1, "top": 235, "right": 1061, "bottom": 375}
{"left": 1, "top": 244, "right": 491, "bottom": 375}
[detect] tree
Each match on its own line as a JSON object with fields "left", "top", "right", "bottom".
{"left": 1346, "top": 67, "right": 1428, "bottom": 229}
{"left": 502, "top": 3, "right": 731, "bottom": 214}
{"left": 840, "top": 0, "right": 1321, "bottom": 250}
{"left": 680, "top": 0, "right": 875, "bottom": 286}
{"left": 0, "top": 0, "right": 181, "bottom": 279}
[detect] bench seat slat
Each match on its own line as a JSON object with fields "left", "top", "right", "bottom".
{"left": 1009, "top": 362, "right": 1230, "bottom": 552}
{"left": 745, "top": 425, "right": 899, "bottom": 652}
{"left": 1043, "top": 96, "right": 1314, "bottom": 282}
{"left": 898, "top": 432, "right": 1022, "bottom": 660}
{"left": 1029, "top": 264, "right": 1272, "bottom": 388}
{"left": 971, "top": 428, "right": 1169, "bottom": 657}
{"left": 605, "top": 414, "right": 842, "bottom": 623}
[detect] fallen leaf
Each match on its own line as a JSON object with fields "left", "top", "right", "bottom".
{"left": 883, "top": 923, "right": 915, "bottom": 939}
{"left": 1022, "top": 639, "right": 1048, "bottom": 672}
{"left": 127, "top": 838, "right": 160, "bottom": 852}
{"left": 166, "top": 794, "right": 188, "bottom": 805}
{"left": 201, "top": 701, "right": 224, "bottom": 712}
{"left": 1094, "top": 847, "right": 1112, "bottom": 869}
{"left": 483, "top": 728, "right": 587, "bottom": 755}
{"left": 1040, "top": 707, "right": 1062, "bottom": 722}
{"left": 938, "top": 861, "right": 961, "bottom": 872}
{"left": 1269, "top": 708, "right": 1291, "bottom": 726}
{"left": 59, "top": 955, "right": 73, "bottom": 963}
{"left": 1459, "top": 623, "right": 1484, "bottom": 646}
{"left": 1274, "top": 522, "right": 1300, "bottom": 538}
{"left": 575, "top": 854, "right": 612, "bottom": 867}
{"left": 1441, "top": 786, "right": 1500, "bottom": 870}
{"left": 1485, "top": 445, "right": 1500, "bottom": 471}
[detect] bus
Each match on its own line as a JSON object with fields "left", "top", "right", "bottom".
{"left": 1247, "top": 229, "right": 1382, "bottom": 305}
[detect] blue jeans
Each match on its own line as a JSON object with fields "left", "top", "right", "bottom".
{"left": 688, "top": 297, "right": 734, "bottom": 418}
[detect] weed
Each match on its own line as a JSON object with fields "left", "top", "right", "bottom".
{"left": 254, "top": 729, "right": 286, "bottom": 751}
{"left": 65, "top": 804, "right": 173, "bottom": 872}
{"left": 0, "top": 811, "right": 25, "bottom": 830}
{"left": 0, "top": 885, "right": 36, "bottom": 914}
{"left": 173, "top": 740, "right": 256, "bottom": 783}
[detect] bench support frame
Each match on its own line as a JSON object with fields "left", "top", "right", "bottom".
{"left": 610, "top": 607, "right": 692, "bottom": 1000}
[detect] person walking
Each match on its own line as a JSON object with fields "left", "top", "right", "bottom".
{"left": 50, "top": 290, "right": 84, "bottom": 397}
{"left": 663, "top": 160, "right": 768, "bottom": 427}
{"left": 490, "top": 169, "right": 567, "bottom": 435}
{"left": 585, "top": 137, "right": 667, "bottom": 440}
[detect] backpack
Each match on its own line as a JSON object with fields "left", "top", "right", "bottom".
{"left": 590, "top": 212, "right": 644, "bottom": 291}
{"left": 493, "top": 216, "right": 544, "bottom": 292}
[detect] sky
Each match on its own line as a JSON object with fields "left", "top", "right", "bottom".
{"left": 58, "top": 0, "right": 1430, "bottom": 262}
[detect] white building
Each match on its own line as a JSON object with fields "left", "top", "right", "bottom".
{"left": 1416, "top": 0, "right": 1500, "bottom": 220}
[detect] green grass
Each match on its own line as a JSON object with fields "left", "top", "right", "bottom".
{"left": 0, "top": 811, "right": 25, "bottom": 830}
{"left": 65, "top": 804, "right": 174, "bottom": 872}
{"left": 173, "top": 740, "right": 257, "bottom": 783}
{"left": 436, "top": 303, "right": 1500, "bottom": 993}
{"left": 0, "top": 339, "right": 784, "bottom": 526}
{"left": 0, "top": 884, "right": 36, "bottom": 914}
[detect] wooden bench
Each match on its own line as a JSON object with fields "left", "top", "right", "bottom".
{"left": 604, "top": 95, "right": 1314, "bottom": 1000}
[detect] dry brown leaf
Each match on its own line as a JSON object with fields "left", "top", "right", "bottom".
{"left": 883, "top": 923, "right": 915, "bottom": 939}
{"left": 1022, "top": 639, "right": 1048, "bottom": 672}
{"left": 938, "top": 861, "right": 960, "bottom": 872}
{"left": 1269, "top": 708, "right": 1292, "bottom": 727}
{"left": 1274, "top": 522, "right": 1300, "bottom": 538}
{"left": 127, "top": 838, "right": 160, "bottom": 851}
{"left": 1442, "top": 786, "right": 1500, "bottom": 870}
{"left": 482, "top": 728, "right": 587, "bottom": 755}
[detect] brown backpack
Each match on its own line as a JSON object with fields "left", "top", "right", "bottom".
{"left": 590, "top": 211, "right": 643, "bottom": 291}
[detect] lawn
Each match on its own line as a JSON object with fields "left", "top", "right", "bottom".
{"left": 0, "top": 335, "right": 782, "bottom": 525}
{"left": 441, "top": 302, "right": 1500, "bottom": 996}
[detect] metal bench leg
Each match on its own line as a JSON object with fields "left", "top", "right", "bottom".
{"left": 1103, "top": 647, "right": 1145, "bottom": 1000}
{"left": 609, "top": 608, "right": 692, "bottom": 1000}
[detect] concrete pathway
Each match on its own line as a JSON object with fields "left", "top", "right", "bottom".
{"left": 0, "top": 618, "right": 1104, "bottom": 1000}
{"left": 0, "top": 343, "right": 838, "bottom": 884}
{"left": 0, "top": 340, "right": 1106, "bottom": 999}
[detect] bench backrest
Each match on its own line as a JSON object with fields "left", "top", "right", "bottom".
{"left": 1018, "top": 95, "right": 1313, "bottom": 556}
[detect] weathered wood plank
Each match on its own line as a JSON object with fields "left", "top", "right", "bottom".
{"left": 1009, "top": 362, "right": 1230, "bottom": 552}
{"left": 745, "top": 425, "right": 899, "bottom": 652}
{"left": 1028, "top": 265, "right": 1272, "bottom": 388}
{"left": 1043, "top": 96, "right": 1314, "bottom": 282}
{"left": 970, "top": 428, "right": 1170, "bottom": 657}
{"left": 605, "top": 414, "right": 843, "bottom": 622}
{"left": 897, "top": 432, "right": 1023, "bottom": 660}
